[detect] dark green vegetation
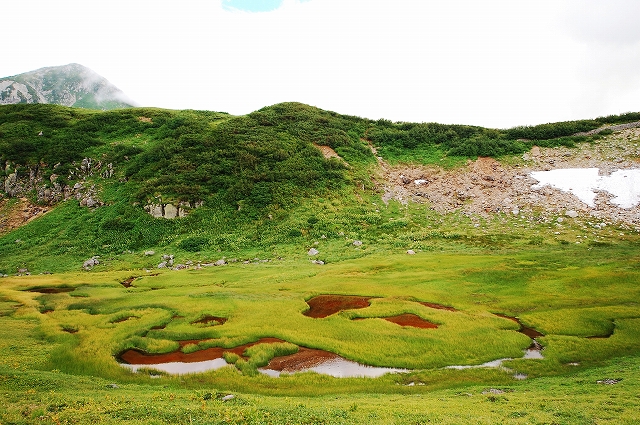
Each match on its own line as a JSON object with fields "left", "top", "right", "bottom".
{"left": 368, "top": 111, "right": 640, "bottom": 162}
{"left": 2, "top": 102, "right": 639, "bottom": 273}
{"left": 1, "top": 103, "right": 640, "bottom": 423}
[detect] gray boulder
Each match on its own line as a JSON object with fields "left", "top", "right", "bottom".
{"left": 565, "top": 210, "right": 579, "bottom": 218}
{"left": 83, "top": 257, "right": 99, "bottom": 271}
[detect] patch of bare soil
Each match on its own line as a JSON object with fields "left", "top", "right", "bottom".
{"left": 373, "top": 127, "right": 640, "bottom": 225}
{"left": 0, "top": 197, "right": 50, "bottom": 234}
{"left": 265, "top": 347, "right": 340, "bottom": 372}
{"left": 303, "top": 295, "right": 374, "bottom": 318}
{"left": 314, "top": 144, "right": 342, "bottom": 160}
{"left": 355, "top": 313, "right": 438, "bottom": 329}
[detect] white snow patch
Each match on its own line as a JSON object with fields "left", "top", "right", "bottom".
{"left": 530, "top": 168, "right": 640, "bottom": 208}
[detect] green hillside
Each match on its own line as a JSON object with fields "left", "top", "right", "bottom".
{"left": 1, "top": 102, "right": 640, "bottom": 272}
{"left": 3, "top": 102, "right": 640, "bottom": 272}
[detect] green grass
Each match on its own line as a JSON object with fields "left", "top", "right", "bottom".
{"left": 1, "top": 245, "right": 639, "bottom": 390}
{"left": 2, "top": 103, "right": 640, "bottom": 422}
{"left": 1, "top": 290, "right": 639, "bottom": 423}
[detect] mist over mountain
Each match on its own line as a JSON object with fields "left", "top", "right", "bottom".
{"left": 0, "top": 63, "right": 134, "bottom": 110}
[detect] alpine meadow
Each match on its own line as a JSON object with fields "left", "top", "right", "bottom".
{"left": 1, "top": 99, "right": 640, "bottom": 424}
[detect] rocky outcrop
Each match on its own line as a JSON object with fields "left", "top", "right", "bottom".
{"left": 144, "top": 201, "right": 203, "bottom": 219}
{"left": 2, "top": 158, "right": 110, "bottom": 207}
{"left": 83, "top": 256, "right": 100, "bottom": 271}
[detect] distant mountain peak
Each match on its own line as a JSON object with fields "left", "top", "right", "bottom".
{"left": 0, "top": 63, "right": 134, "bottom": 110}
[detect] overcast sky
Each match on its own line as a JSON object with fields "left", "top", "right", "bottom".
{"left": 3, "top": 0, "right": 640, "bottom": 128}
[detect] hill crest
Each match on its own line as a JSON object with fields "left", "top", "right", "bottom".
{"left": 0, "top": 63, "right": 134, "bottom": 110}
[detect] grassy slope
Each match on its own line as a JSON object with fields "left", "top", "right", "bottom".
{"left": 1, "top": 103, "right": 640, "bottom": 423}
{"left": 1, "top": 246, "right": 640, "bottom": 423}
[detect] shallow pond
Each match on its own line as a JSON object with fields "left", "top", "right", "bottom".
{"left": 261, "top": 357, "right": 408, "bottom": 378}
{"left": 118, "top": 339, "right": 407, "bottom": 378}
{"left": 419, "top": 302, "right": 457, "bottom": 311}
{"left": 27, "top": 287, "right": 75, "bottom": 294}
{"left": 354, "top": 313, "right": 438, "bottom": 329}
{"left": 530, "top": 168, "right": 640, "bottom": 208}
{"left": 122, "top": 358, "right": 229, "bottom": 374}
{"left": 303, "top": 295, "right": 374, "bottom": 318}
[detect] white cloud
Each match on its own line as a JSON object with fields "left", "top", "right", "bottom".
{"left": 2, "top": 0, "right": 638, "bottom": 128}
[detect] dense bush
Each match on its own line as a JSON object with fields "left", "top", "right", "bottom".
{"left": 178, "top": 236, "right": 209, "bottom": 252}
{"left": 125, "top": 103, "right": 362, "bottom": 208}
{"left": 366, "top": 111, "right": 640, "bottom": 159}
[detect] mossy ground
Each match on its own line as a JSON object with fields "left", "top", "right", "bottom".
{"left": 1, "top": 238, "right": 639, "bottom": 423}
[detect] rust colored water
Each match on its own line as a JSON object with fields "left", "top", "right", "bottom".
{"left": 119, "top": 337, "right": 408, "bottom": 378}
{"left": 354, "top": 313, "right": 438, "bottom": 329}
{"left": 191, "top": 315, "right": 227, "bottom": 325}
{"left": 381, "top": 314, "right": 438, "bottom": 329}
{"left": 28, "top": 287, "right": 75, "bottom": 294}
{"left": 419, "top": 302, "right": 457, "bottom": 312}
{"left": 118, "top": 337, "right": 284, "bottom": 365}
{"left": 303, "top": 295, "right": 373, "bottom": 318}
{"left": 120, "top": 277, "right": 136, "bottom": 288}
{"left": 494, "top": 313, "right": 544, "bottom": 339}
{"left": 264, "top": 347, "right": 340, "bottom": 372}
{"left": 262, "top": 348, "right": 408, "bottom": 378}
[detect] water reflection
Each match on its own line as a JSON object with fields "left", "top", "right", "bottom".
{"left": 261, "top": 357, "right": 408, "bottom": 378}
{"left": 122, "top": 358, "right": 229, "bottom": 374}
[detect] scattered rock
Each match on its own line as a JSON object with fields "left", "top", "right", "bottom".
{"left": 220, "top": 394, "right": 235, "bottom": 402}
{"left": 406, "top": 250, "right": 416, "bottom": 255}
{"left": 82, "top": 257, "right": 100, "bottom": 271}
{"left": 482, "top": 388, "right": 505, "bottom": 395}
{"left": 565, "top": 210, "right": 579, "bottom": 218}
{"left": 308, "top": 248, "right": 319, "bottom": 256}
{"left": 214, "top": 259, "right": 226, "bottom": 266}
{"left": 105, "top": 384, "right": 119, "bottom": 389}
{"left": 144, "top": 250, "right": 156, "bottom": 256}
{"left": 353, "top": 240, "right": 363, "bottom": 247}
{"left": 311, "top": 260, "right": 325, "bottom": 265}
{"left": 597, "top": 379, "right": 621, "bottom": 385}
{"left": 157, "top": 262, "right": 167, "bottom": 269}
